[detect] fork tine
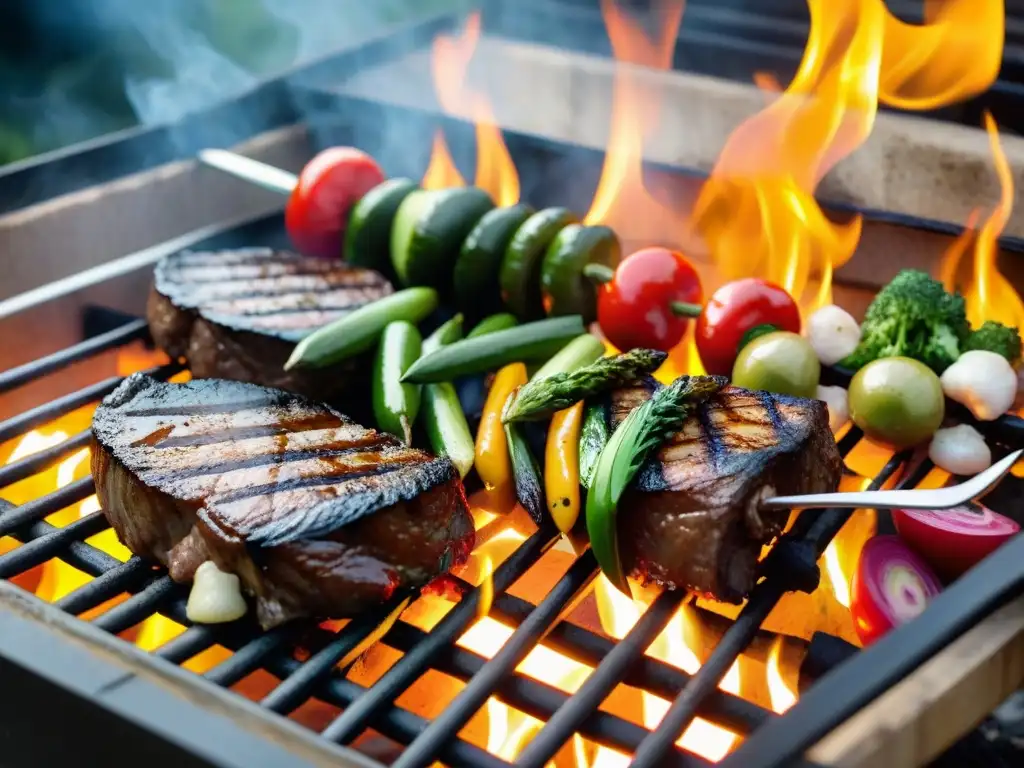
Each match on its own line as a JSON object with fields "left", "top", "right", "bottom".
{"left": 764, "top": 448, "right": 1023, "bottom": 511}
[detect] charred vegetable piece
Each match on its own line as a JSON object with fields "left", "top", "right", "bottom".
{"left": 593, "top": 247, "right": 703, "bottom": 354}
{"left": 848, "top": 357, "right": 944, "bottom": 449}
{"left": 475, "top": 363, "right": 528, "bottom": 513}
{"left": 455, "top": 204, "right": 535, "bottom": 320}
{"left": 401, "top": 316, "right": 586, "bottom": 384}
{"left": 468, "top": 313, "right": 518, "bottom": 339}
{"left": 541, "top": 224, "right": 621, "bottom": 322}
{"left": 731, "top": 331, "right": 820, "bottom": 399}
{"left": 578, "top": 402, "right": 610, "bottom": 490}
{"left": 892, "top": 504, "right": 1020, "bottom": 581}
{"left": 839, "top": 269, "right": 969, "bottom": 374}
{"left": 505, "top": 348, "right": 667, "bottom": 423}
{"left": 851, "top": 535, "right": 942, "bottom": 645}
{"left": 285, "top": 147, "right": 386, "bottom": 259}
{"left": 421, "top": 316, "right": 475, "bottom": 478}
{"left": 586, "top": 375, "right": 727, "bottom": 592}
{"left": 344, "top": 177, "right": 418, "bottom": 274}
{"left": 545, "top": 401, "right": 585, "bottom": 533}
{"left": 502, "top": 389, "right": 546, "bottom": 524}
{"left": 285, "top": 287, "right": 438, "bottom": 370}
{"left": 372, "top": 321, "right": 422, "bottom": 445}
{"left": 695, "top": 277, "right": 801, "bottom": 376}
{"left": 501, "top": 207, "right": 579, "bottom": 320}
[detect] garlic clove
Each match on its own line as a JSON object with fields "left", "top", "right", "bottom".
{"left": 816, "top": 385, "right": 850, "bottom": 434}
{"left": 940, "top": 350, "right": 1018, "bottom": 421}
{"left": 186, "top": 561, "right": 248, "bottom": 624}
{"left": 806, "top": 305, "right": 861, "bottom": 366}
{"left": 928, "top": 424, "right": 992, "bottom": 475}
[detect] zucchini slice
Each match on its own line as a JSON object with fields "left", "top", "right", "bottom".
{"left": 500, "top": 207, "right": 578, "bottom": 321}
{"left": 391, "top": 187, "right": 495, "bottom": 293}
{"left": 540, "top": 224, "right": 621, "bottom": 322}
{"left": 344, "top": 178, "right": 418, "bottom": 274}
{"left": 454, "top": 203, "right": 534, "bottom": 320}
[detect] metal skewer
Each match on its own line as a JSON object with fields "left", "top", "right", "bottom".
{"left": 764, "top": 448, "right": 1022, "bottom": 511}
{"left": 197, "top": 149, "right": 297, "bottom": 195}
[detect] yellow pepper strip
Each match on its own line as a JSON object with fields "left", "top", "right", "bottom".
{"left": 545, "top": 400, "right": 585, "bottom": 533}
{"left": 475, "top": 363, "right": 527, "bottom": 513}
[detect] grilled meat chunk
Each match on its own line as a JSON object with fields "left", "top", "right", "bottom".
{"left": 91, "top": 374, "right": 474, "bottom": 628}
{"left": 147, "top": 248, "right": 393, "bottom": 403}
{"left": 609, "top": 380, "right": 842, "bottom": 602}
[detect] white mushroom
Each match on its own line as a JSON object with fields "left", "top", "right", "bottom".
{"left": 928, "top": 424, "right": 992, "bottom": 475}
{"left": 806, "top": 305, "right": 861, "bottom": 366}
{"left": 816, "top": 385, "right": 850, "bottom": 434}
{"left": 939, "top": 350, "right": 1018, "bottom": 421}
{"left": 186, "top": 561, "right": 248, "bottom": 624}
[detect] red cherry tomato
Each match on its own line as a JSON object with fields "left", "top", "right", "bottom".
{"left": 892, "top": 504, "right": 1019, "bottom": 581}
{"left": 285, "top": 147, "right": 385, "bottom": 259}
{"left": 596, "top": 248, "right": 703, "bottom": 353}
{"left": 851, "top": 535, "right": 942, "bottom": 645}
{"left": 695, "top": 277, "right": 802, "bottom": 375}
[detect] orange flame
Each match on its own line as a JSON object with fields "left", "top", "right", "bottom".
{"left": 694, "top": 0, "right": 884, "bottom": 314}
{"left": 938, "top": 113, "right": 1024, "bottom": 332}
{"left": 424, "top": 12, "right": 519, "bottom": 205}
{"left": 879, "top": 1, "right": 1004, "bottom": 110}
{"left": 584, "top": 0, "right": 685, "bottom": 245}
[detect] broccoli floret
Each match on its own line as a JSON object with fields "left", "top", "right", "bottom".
{"left": 964, "top": 320, "right": 1022, "bottom": 364}
{"left": 839, "top": 270, "right": 969, "bottom": 374}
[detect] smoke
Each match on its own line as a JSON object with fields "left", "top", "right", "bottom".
{"left": 0, "top": 0, "right": 473, "bottom": 164}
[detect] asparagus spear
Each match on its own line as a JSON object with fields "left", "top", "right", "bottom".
{"left": 586, "top": 374, "right": 728, "bottom": 593}
{"left": 502, "top": 348, "right": 667, "bottom": 423}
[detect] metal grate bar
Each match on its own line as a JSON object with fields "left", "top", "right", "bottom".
{"left": 0, "top": 511, "right": 108, "bottom": 578}
{"left": 55, "top": 557, "right": 152, "bottom": 615}
{"left": 380, "top": 609, "right": 703, "bottom": 764}
{"left": 0, "top": 429, "right": 91, "bottom": 489}
{"left": 91, "top": 575, "right": 185, "bottom": 634}
{"left": 321, "top": 527, "right": 559, "bottom": 745}
{"left": 204, "top": 626, "right": 299, "bottom": 687}
{"left": 628, "top": 453, "right": 908, "bottom": 768}
{"left": 722, "top": 531, "right": 1024, "bottom": 767}
{"left": 0, "top": 361, "right": 182, "bottom": 444}
{"left": 481, "top": 584, "right": 769, "bottom": 733}
{"left": 0, "top": 476, "right": 95, "bottom": 538}
{"left": 0, "top": 319, "right": 148, "bottom": 394}
{"left": 261, "top": 592, "right": 415, "bottom": 715}
{"left": 394, "top": 554, "right": 600, "bottom": 768}
{"left": 155, "top": 625, "right": 221, "bottom": 665}
{"left": 515, "top": 589, "right": 687, "bottom": 768}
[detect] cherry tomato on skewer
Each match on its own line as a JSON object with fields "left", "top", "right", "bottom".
{"left": 285, "top": 147, "right": 386, "bottom": 259}
{"left": 695, "top": 277, "right": 802, "bottom": 375}
{"left": 594, "top": 247, "right": 703, "bottom": 353}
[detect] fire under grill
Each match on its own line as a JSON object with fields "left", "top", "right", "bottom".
{"left": 3, "top": 3, "right": 1024, "bottom": 768}
{"left": 0, "top": 312, "right": 1021, "bottom": 768}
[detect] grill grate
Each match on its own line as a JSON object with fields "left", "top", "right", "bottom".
{"left": 0, "top": 318, "right": 1021, "bottom": 768}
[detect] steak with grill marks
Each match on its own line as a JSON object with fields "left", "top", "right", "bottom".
{"left": 147, "top": 248, "right": 393, "bottom": 403}
{"left": 91, "top": 373, "right": 474, "bottom": 629}
{"left": 608, "top": 379, "right": 842, "bottom": 602}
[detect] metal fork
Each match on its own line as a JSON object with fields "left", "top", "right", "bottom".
{"left": 763, "top": 448, "right": 1023, "bottom": 511}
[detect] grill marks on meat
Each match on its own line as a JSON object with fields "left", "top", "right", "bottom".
{"left": 92, "top": 374, "right": 474, "bottom": 628}
{"left": 609, "top": 381, "right": 842, "bottom": 602}
{"left": 147, "top": 248, "right": 393, "bottom": 403}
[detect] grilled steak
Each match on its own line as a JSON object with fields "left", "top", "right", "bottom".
{"left": 609, "top": 379, "right": 842, "bottom": 602}
{"left": 92, "top": 373, "right": 474, "bottom": 628}
{"left": 147, "top": 248, "right": 393, "bottom": 403}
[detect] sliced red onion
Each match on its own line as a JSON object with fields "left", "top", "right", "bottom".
{"left": 851, "top": 535, "right": 943, "bottom": 645}
{"left": 893, "top": 504, "right": 1020, "bottom": 581}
